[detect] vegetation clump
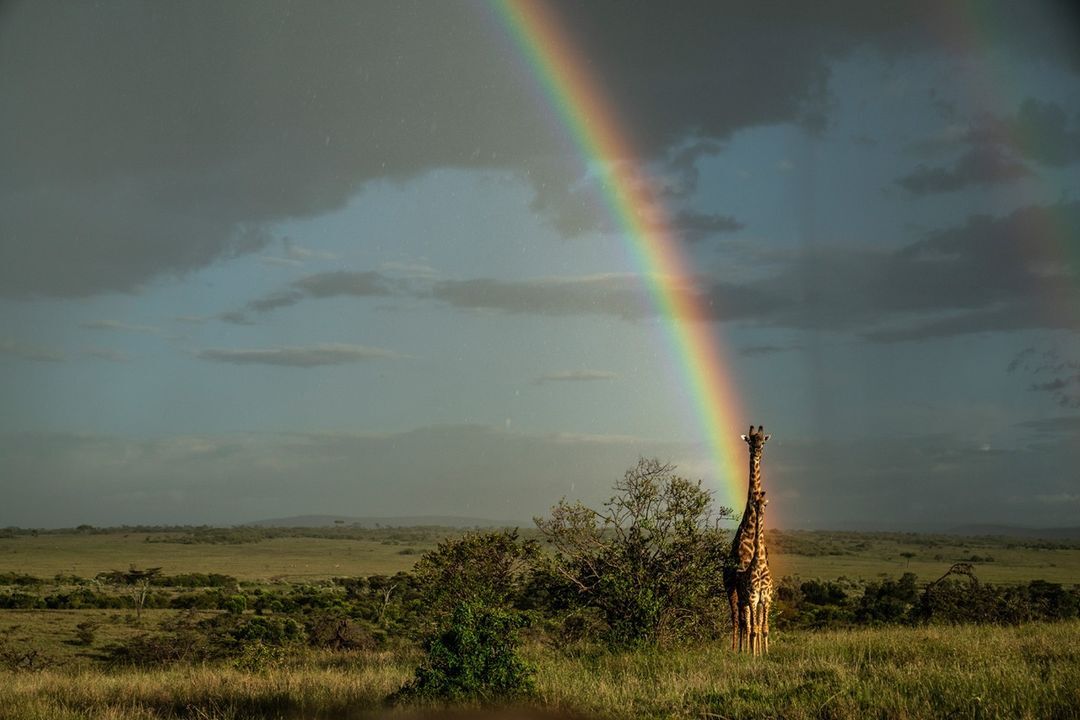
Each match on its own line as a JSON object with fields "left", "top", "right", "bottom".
{"left": 413, "top": 528, "right": 539, "bottom": 616}
{"left": 394, "top": 601, "right": 535, "bottom": 703}
{"left": 535, "top": 457, "right": 733, "bottom": 645}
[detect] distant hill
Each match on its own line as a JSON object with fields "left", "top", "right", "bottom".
{"left": 245, "top": 514, "right": 516, "bottom": 529}
{"left": 946, "top": 524, "right": 1080, "bottom": 540}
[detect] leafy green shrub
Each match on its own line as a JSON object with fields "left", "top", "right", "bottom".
{"left": 0, "top": 573, "right": 43, "bottom": 587}
{"left": 535, "top": 457, "right": 732, "bottom": 645}
{"left": 101, "top": 613, "right": 305, "bottom": 667}
{"left": 0, "top": 591, "right": 44, "bottom": 609}
{"left": 856, "top": 573, "right": 919, "bottom": 624}
{"left": 222, "top": 615, "right": 305, "bottom": 647}
{"left": 413, "top": 529, "right": 538, "bottom": 618}
{"left": 231, "top": 641, "right": 288, "bottom": 672}
{"left": 222, "top": 594, "right": 247, "bottom": 614}
{"left": 394, "top": 601, "right": 535, "bottom": 703}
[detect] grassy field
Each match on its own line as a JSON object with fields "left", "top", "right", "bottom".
{"left": 2, "top": 528, "right": 1078, "bottom": 719}
{"left": 2, "top": 530, "right": 1078, "bottom": 584}
{"left": 0, "top": 534, "right": 432, "bottom": 582}
{"left": 1, "top": 622, "right": 1078, "bottom": 719}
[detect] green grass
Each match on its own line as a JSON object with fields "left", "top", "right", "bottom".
{"left": 1, "top": 622, "right": 1078, "bottom": 719}
{"left": 0, "top": 610, "right": 213, "bottom": 667}
{"left": 769, "top": 530, "right": 1080, "bottom": 585}
{"left": 3, "top": 530, "right": 1078, "bottom": 584}
{"left": 0, "top": 534, "right": 439, "bottom": 582}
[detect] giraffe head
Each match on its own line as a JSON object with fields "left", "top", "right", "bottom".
{"left": 740, "top": 425, "right": 770, "bottom": 453}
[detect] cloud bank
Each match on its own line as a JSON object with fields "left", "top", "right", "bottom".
{"left": 4, "top": 2, "right": 1077, "bottom": 297}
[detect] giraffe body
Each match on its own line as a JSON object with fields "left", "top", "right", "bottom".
{"left": 723, "top": 424, "right": 772, "bottom": 653}
{"left": 740, "top": 493, "right": 772, "bottom": 655}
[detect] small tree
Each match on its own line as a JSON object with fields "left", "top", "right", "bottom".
{"left": 393, "top": 601, "right": 535, "bottom": 703}
{"left": 535, "top": 457, "right": 733, "bottom": 645}
{"left": 413, "top": 529, "right": 539, "bottom": 616}
{"left": 98, "top": 567, "right": 162, "bottom": 620}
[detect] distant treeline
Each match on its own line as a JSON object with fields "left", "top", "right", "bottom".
{"left": 2, "top": 524, "right": 1078, "bottom": 550}
{"left": 2, "top": 566, "right": 1078, "bottom": 630}
{"left": 0, "top": 525, "right": 471, "bottom": 544}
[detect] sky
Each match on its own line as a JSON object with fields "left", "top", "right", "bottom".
{"left": 1, "top": 1, "right": 1079, "bottom": 529}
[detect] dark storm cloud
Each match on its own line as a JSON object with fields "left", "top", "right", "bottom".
{"left": 196, "top": 343, "right": 402, "bottom": 368}
{"left": 906, "top": 98, "right": 1080, "bottom": 182}
{"left": 896, "top": 144, "right": 1031, "bottom": 195}
{"left": 739, "top": 201, "right": 1079, "bottom": 341}
{"left": 430, "top": 274, "right": 777, "bottom": 323}
{"left": 1010, "top": 98, "right": 1080, "bottom": 167}
{"left": 766, "top": 428, "right": 1080, "bottom": 529}
{"left": 5, "top": 1, "right": 1077, "bottom": 297}
{"left": 235, "top": 201, "right": 1078, "bottom": 340}
{"left": 859, "top": 303, "right": 1064, "bottom": 343}
{"left": 432, "top": 275, "right": 653, "bottom": 320}
{"left": 662, "top": 140, "right": 725, "bottom": 198}
{"left": 226, "top": 271, "right": 396, "bottom": 323}
{"left": 1006, "top": 346, "right": 1080, "bottom": 409}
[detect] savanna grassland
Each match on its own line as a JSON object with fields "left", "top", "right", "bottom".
{"left": 2, "top": 524, "right": 1079, "bottom": 719}
{"left": 4, "top": 526, "right": 1079, "bottom": 583}
{"left": 1, "top": 623, "right": 1078, "bottom": 719}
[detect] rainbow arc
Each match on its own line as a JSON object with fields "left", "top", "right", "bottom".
{"left": 491, "top": 0, "right": 748, "bottom": 509}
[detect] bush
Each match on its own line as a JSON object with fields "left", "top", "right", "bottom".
{"left": 394, "top": 601, "right": 535, "bottom": 703}
{"left": 222, "top": 594, "right": 247, "bottom": 615}
{"left": 534, "top": 457, "right": 732, "bottom": 645}
{"left": 305, "top": 611, "right": 379, "bottom": 650}
{"left": 74, "top": 620, "right": 99, "bottom": 646}
{"left": 100, "top": 613, "right": 305, "bottom": 668}
{"left": 413, "top": 529, "right": 538, "bottom": 617}
{"left": 856, "top": 573, "right": 919, "bottom": 624}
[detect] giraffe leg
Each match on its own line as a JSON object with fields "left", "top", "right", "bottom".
{"left": 756, "top": 604, "right": 764, "bottom": 660}
{"left": 748, "top": 601, "right": 758, "bottom": 657}
{"left": 739, "top": 603, "right": 750, "bottom": 653}
{"left": 761, "top": 596, "right": 771, "bottom": 655}
{"left": 727, "top": 585, "right": 739, "bottom": 652}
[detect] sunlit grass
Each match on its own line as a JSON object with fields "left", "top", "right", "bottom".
{"left": 4, "top": 530, "right": 1078, "bottom": 584}
{"left": 2, "top": 623, "right": 1078, "bottom": 719}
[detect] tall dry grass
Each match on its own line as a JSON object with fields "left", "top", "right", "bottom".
{"left": 2, "top": 623, "right": 1078, "bottom": 719}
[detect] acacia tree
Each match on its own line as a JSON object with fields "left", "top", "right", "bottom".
{"left": 534, "top": 458, "right": 733, "bottom": 645}
{"left": 98, "top": 567, "right": 162, "bottom": 620}
{"left": 412, "top": 529, "right": 539, "bottom": 615}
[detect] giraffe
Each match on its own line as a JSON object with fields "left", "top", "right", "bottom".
{"left": 741, "top": 491, "right": 772, "bottom": 656}
{"left": 723, "top": 424, "right": 770, "bottom": 652}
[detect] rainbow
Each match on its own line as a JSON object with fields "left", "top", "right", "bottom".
{"left": 489, "top": 0, "right": 749, "bottom": 510}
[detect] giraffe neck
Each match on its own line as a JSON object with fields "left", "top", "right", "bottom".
{"left": 752, "top": 504, "right": 766, "bottom": 562}
{"left": 745, "top": 449, "right": 763, "bottom": 507}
